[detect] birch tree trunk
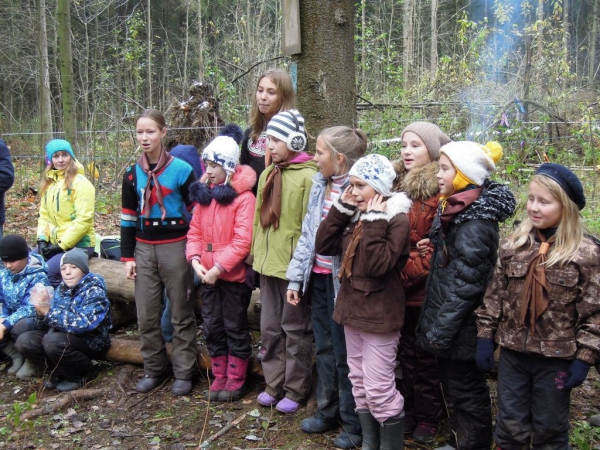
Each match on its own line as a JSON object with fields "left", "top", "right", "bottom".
{"left": 430, "top": 0, "right": 439, "bottom": 82}
{"left": 403, "top": 0, "right": 414, "bottom": 89}
{"left": 146, "top": 0, "right": 152, "bottom": 106}
{"left": 589, "top": 0, "right": 598, "bottom": 80}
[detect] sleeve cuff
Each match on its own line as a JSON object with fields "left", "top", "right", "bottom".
{"left": 287, "top": 281, "right": 302, "bottom": 292}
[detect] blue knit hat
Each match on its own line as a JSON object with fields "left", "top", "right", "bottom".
{"left": 45, "top": 139, "right": 76, "bottom": 163}
{"left": 535, "top": 163, "right": 586, "bottom": 210}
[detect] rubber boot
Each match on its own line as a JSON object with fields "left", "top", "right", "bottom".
{"left": 204, "top": 355, "right": 228, "bottom": 401}
{"left": 357, "top": 409, "right": 380, "bottom": 450}
{"left": 3, "top": 341, "right": 25, "bottom": 376}
{"left": 16, "top": 359, "right": 37, "bottom": 379}
{"left": 380, "top": 413, "right": 405, "bottom": 450}
{"left": 218, "top": 355, "right": 248, "bottom": 402}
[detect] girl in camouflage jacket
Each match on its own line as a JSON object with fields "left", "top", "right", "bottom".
{"left": 476, "top": 163, "right": 600, "bottom": 449}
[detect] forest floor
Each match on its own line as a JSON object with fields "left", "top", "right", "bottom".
{"left": 2, "top": 182, "right": 600, "bottom": 449}
{"left": 0, "top": 347, "right": 599, "bottom": 450}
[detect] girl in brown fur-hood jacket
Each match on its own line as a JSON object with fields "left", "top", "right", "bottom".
{"left": 315, "top": 154, "right": 410, "bottom": 449}
{"left": 391, "top": 122, "right": 450, "bottom": 443}
{"left": 476, "top": 164, "right": 600, "bottom": 450}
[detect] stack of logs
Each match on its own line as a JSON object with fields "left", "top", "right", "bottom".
{"left": 91, "top": 258, "right": 263, "bottom": 376}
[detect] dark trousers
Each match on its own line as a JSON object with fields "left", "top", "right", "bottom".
{"left": 495, "top": 348, "right": 571, "bottom": 450}
{"left": 200, "top": 280, "right": 252, "bottom": 359}
{"left": 15, "top": 320, "right": 98, "bottom": 381}
{"left": 311, "top": 273, "right": 361, "bottom": 435}
{"left": 437, "top": 357, "right": 492, "bottom": 450}
{"left": 398, "top": 306, "right": 445, "bottom": 425}
{"left": 0, "top": 318, "right": 43, "bottom": 353}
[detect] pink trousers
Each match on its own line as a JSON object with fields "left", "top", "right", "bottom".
{"left": 344, "top": 326, "right": 404, "bottom": 422}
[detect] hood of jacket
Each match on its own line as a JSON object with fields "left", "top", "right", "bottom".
{"left": 393, "top": 160, "right": 440, "bottom": 201}
{"left": 189, "top": 164, "right": 256, "bottom": 206}
{"left": 8, "top": 253, "right": 47, "bottom": 282}
{"left": 359, "top": 191, "right": 412, "bottom": 223}
{"left": 46, "top": 161, "right": 85, "bottom": 182}
{"left": 170, "top": 145, "right": 203, "bottom": 179}
{"left": 430, "top": 179, "right": 515, "bottom": 241}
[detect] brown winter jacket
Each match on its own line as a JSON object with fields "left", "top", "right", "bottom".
{"left": 476, "top": 236, "right": 600, "bottom": 365}
{"left": 392, "top": 161, "right": 440, "bottom": 305}
{"left": 315, "top": 192, "right": 411, "bottom": 333}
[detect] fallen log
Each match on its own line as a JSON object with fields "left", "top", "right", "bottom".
{"left": 88, "top": 257, "right": 261, "bottom": 331}
{"left": 105, "top": 338, "right": 263, "bottom": 378}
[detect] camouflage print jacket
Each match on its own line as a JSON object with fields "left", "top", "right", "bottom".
{"left": 476, "top": 236, "right": 600, "bottom": 365}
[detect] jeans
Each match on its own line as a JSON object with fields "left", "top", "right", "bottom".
{"left": 311, "top": 273, "right": 360, "bottom": 434}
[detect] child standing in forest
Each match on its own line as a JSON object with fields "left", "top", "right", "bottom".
{"left": 391, "top": 122, "right": 450, "bottom": 443}
{"left": 241, "top": 68, "right": 296, "bottom": 192}
{"left": 251, "top": 109, "right": 317, "bottom": 414}
{"left": 416, "top": 141, "right": 516, "bottom": 450}
{"left": 186, "top": 125, "right": 256, "bottom": 403}
{"left": 121, "top": 109, "right": 197, "bottom": 397}
{"left": 286, "top": 126, "right": 366, "bottom": 449}
{"left": 476, "top": 163, "right": 600, "bottom": 449}
{"left": 315, "top": 153, "right": 411, "bottom": 450}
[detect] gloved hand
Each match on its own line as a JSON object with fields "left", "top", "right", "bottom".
{"left": 562, "top": 359, "right": 591, "bottom": 389}
{"left": 37, "top": 239, "right": 49, "bottom": 253}
{"left": 41, "top": 244, "right": 63, "bottom": 261}
{"left": 475, "top": 338, "right": 496, "bottom": 372}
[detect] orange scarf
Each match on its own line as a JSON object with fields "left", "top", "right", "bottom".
{"left": 259, "top": 162, "right": 291, "bottom": 229}
{"left": 338, "top": 221, "right": 363, "bottom": 280}
{"left": 519, "top": 230, "right": 556, "bottom": 333}
{"left": 138, "top": 148, "right": 173, "bottom": 221}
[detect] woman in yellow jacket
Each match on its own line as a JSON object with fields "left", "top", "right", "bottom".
{"left": 37, "top": 139, "right": 95, "bottom": 287}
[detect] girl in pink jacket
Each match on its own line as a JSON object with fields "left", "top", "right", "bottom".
{"left": 186, "top": 125, "right": 256, "bottom": 403}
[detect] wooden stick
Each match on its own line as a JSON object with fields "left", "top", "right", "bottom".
{"left": 197, "top": 411, "right": 248, "bottom": 450}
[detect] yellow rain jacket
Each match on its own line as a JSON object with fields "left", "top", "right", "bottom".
{"left": 37, "top": 164, "right": 96, "bottom": 250}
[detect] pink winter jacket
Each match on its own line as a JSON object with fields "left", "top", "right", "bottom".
{"left": 186, "top": 164, "right": 256, "bottom": 283}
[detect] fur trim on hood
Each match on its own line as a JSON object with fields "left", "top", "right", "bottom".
{"left": 392, "top": 160, "right": 439, "bottom": 201}
{"left": 361, "top": 192, "right": 412, "bottom": 222}
{"left": 189, "top": 164, "right": 256, "bottom": 206}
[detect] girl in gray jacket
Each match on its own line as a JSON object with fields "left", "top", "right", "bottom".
{"left": 286, "top": 126, "right": 366, "bottom": 449}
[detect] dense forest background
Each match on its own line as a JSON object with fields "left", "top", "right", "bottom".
{"left": 0, "top": 0, "right": 599, "bottom": 200}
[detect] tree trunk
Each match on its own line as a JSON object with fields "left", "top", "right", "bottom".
{"left": 403, "top": 0, "right": 414, "bottom": 89}
{"left": 56, "top": 0, "right": 76, "bottom": 145}
{"left": 38, "top": 0, "right": 53, "bottom": 157}
{"left": 147, "top": 0, "right": 152, "bottom": 106}
{"left": 430, "top": 0, "right": 439, "bottom": 82}
{"left": 590, "top": 0, "right": 598, "bottom": 80}
{"left": 183, "top": 1, "right": 190, "bottom": 97}
{"left": 562, "top": 0, "right": 569, "bottom": 90}
{"left": 296, "top": 0, "right": 356, "bottom": 136}
{"left": 360, "top": 0, "right": 367, "bottom": 90}
{"left": 104, "top": 338, "right": 264, "bottom": 377}
{"left": 197, "top": 0, "right": 204, "bottom": 80}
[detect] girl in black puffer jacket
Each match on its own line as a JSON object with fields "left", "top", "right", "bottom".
{"left": 416, "top": 141, "right": 515, "bottom": 450}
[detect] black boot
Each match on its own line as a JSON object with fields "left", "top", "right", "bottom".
{"left": 357, "top": 409, "right": 379, "bottom": 450}
{"left": 380, "top": 413, "right": 405, "bottom": 450}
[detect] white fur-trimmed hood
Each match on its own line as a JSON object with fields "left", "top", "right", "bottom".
{"left": 361, "top": 191, "right": 412, "bottom": 222}
{"left": 333, "top": 192, "right": 412, "bottom": 222}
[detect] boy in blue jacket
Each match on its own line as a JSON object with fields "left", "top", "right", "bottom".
{"left": 0, "top": 235, "right": 49, "bottom": 377}
{"left": 16, "top": 248, "right": 111, "bottom": 392}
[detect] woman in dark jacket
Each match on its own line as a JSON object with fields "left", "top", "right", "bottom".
{"left": 416, "top": 141, "right": 515, "bottom": 450}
